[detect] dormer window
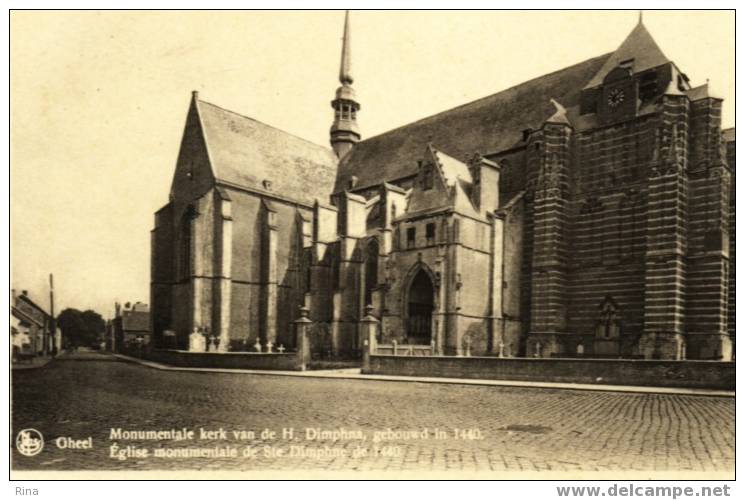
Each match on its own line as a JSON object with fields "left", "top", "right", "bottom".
{"left": 421, "top": 165, "right": 434, "bottom": 190}
{"left": 619, "top": 58, "right": 634, "bottom": 69}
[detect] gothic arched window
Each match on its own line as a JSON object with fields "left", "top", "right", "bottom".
{"left": 364, "top": 239, "right": 379, "bottom": 307}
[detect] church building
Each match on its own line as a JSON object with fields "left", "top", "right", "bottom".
{"left": 150, "top": 13, "right": 735, "bottom": 360}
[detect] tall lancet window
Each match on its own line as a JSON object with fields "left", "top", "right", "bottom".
{"left": 178, "top": 207, "right": 194, "bottom": 281}
{"left": 364, "top": 239, "right": 379, "bottom": 307}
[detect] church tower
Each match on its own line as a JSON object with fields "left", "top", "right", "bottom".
{"left": 330, "top": 10, "right": 361, "bottom": 159}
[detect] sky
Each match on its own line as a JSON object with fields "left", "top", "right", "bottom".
{"left": 9, "top": 10, "right": 735, "bottom": 319}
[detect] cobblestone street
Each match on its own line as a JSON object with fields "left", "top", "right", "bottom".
{"left": 12, "top": 353, "right": 734, "bottom": 474}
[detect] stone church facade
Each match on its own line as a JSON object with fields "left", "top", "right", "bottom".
{"left": 151, "top": 14, "right": 735, "bottom": 360}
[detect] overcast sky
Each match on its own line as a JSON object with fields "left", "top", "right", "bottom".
{"left": 10, "top": 10, "right": 734, "bottom": 318}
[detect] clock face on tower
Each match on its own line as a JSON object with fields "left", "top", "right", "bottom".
{"left": 607, "top": 88, "right": 625, "bottom": 109}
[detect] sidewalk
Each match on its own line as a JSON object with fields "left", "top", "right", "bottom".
{"left": 12, "top": 355, "right": 55, "bottom": 370}
{"left": 112, "top": 353, "right": 734, "bottom": 397}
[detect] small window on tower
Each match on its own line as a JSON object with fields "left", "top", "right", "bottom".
{"left": 406, "top": 227, "right": 416, "bottom": 249}
{"left": 426, "top": 223, "right": 436, "bottom": 245}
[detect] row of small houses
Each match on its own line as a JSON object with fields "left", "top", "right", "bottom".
{"left": 11, "top": 289, "right": 151, "bottom": 360}
{"left": 11, "top": 289, "right": 61, "bottom": 360}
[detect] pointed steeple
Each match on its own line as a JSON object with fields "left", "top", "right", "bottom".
{"left": 330, "top": 10, "right": 361, "bottom": 159}
{"left": 339, "top": 10, "right": 353, "bottom": 85}
{"left": 584, "top": 18, "right": 670, "bottom": 89}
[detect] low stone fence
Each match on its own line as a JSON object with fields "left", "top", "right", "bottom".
{"left": 134, "top": 306, "right": 315, "bottom": 371}
{"left": 356, "top": 308, "right": 734, "bottom": 390}
{"left": 146, "top": 349, "right": 305, "bottom": 371}
{"left": 363, "top": 354, "right": 735, "bottom": 390}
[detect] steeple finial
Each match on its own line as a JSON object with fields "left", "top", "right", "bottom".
{"left": 339, "top": 10, "right": 353, "bottom": 85}
{"left": 638, "top": 10, "right": 643, "bottom": 24}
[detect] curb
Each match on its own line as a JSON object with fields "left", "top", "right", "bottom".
{"left": 111, "top": 354, "right": 734, "bottom": 397}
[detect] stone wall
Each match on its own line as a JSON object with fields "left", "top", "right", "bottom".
{"left": 365, "top": 355, "right": 735, "bottom": 390}
{"left": 725, "top": 135, "right": 735, "bottom": 352}
{"left": 146, "top": 349, "right": 304, "bottom": 371}
{"left": 227, "top": 187, "right": 314, "bottom": 349}
{"left": 488, "top": 92, "right": 734, "bottom": 360}
{"left": 566, "top": 116, "right": 656, "bottom": 357}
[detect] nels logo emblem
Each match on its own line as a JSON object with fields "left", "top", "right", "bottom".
{"left": 16, "top": 429, "right": 44, "bottom": 457}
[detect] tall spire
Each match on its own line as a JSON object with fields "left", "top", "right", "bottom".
{"left": 330, "top": 10, "right": 361, "bottom": 159}
{"left": 339, "top": 10, "right": 353, "bottom": 85}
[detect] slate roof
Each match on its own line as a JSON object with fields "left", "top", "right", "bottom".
{"left": 584, "top": 21, "right": 670, "bottom": 89}
{"left": 685, "top": 84, "right": 713, "bottom": 102}
{"left": 723, "top": 128, "right": 735, "bottom": 143}
{"left": 197, "top": 100, "right": 338, "bottom": 206}
{"left": 334, "top": 53, "right": 610, "bottom": 194}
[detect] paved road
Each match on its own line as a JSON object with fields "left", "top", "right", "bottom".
{"left": 11, "top": 353, "right": 734, "bottom": 473}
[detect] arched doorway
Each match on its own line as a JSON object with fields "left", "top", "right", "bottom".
{"left": 406, "top": 269, "right": 434, "bottom": 344}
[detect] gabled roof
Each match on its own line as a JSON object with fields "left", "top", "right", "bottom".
{"left": 196, "top": 99, "right": 338, "bottom": 206}
{"left": 334, "top": 53, "right": 610, "bottom": 194}
{"left": 584, "top": 21, "right": 670, "bottom": 89}
{"left": 403, "top": 145, "right": 479, "bottom": 219}
{"left": 685, "top": 83, "right": 721, "bottom": 102}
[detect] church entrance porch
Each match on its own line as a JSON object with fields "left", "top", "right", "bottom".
{"left": 405, "top": 269, "right": 435, "bottom": 345}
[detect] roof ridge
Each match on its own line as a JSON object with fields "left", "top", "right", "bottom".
{"left": 197, "top": 99, "right": 335, "bottom": 154}
{"left": 14, "top": 294, "right": 49, "bottom": 316}
{"left": 357, "top": 53, "right": 611, "bottom": 144}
